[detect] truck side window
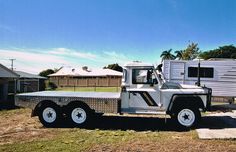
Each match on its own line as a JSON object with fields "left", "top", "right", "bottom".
{"left": 132, "top": 69, "right": 156, "bottom": 84}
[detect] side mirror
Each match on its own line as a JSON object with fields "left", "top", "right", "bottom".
{"left": 150, "top": 79, "right": 158, "bottom": 86}
{"left": 153, "top": 78, "right": 158, "bottom": 84}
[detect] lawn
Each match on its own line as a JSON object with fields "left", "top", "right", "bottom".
{"left": 0, "top": 108, "right": 236, "bottom": 152}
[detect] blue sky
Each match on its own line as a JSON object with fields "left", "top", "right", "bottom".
{"left": 0, "top": 0, "right": 235, "bottom": 73}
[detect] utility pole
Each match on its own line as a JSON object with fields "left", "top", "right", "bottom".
{"left": 9, "top": 59, "right": 16, "bottom": 71}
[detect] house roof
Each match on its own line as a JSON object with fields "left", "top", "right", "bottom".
{"left": 15, "top": 71, "right": 47, "bottom": 79}
{"left": 0, "top": 64, "right": 19, "bottom": 78}
{"left": 49, "top": 66, "right": 122, "bottom": 77}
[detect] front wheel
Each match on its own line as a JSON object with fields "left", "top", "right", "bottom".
{"left": 173, "top": 107, "right": 201, "bottom": 129}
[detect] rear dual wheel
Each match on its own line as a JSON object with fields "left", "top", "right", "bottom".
{"left": 38, "top": 103, "right": 92, "bottom": 127}
{"left": 38, "top": 103, "right": 61, "bottom": 127}
{"left": 67, "top": 104, "right": 91, "bottom": 127}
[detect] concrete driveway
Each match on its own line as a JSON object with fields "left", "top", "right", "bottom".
{"left": 197, "top": 104, "right": 236, "bottom": 139}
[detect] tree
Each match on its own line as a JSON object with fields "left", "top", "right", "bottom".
{"left": 39, "top": 69, "right": 55, "bottom": 78}
{"left": 200, "top": 45, "right": 236, "bottom": 60}
{"left": 175, "top": 50, "right": 184, "bottom": 60}
{"left": 160, "top": 49, "right": 175, "bottom": 61}
{"left": 182, "top": 42, "right": 200, "bottom": 60}
{"left": 103, "top": 63, "right": 123, "bottom": 72}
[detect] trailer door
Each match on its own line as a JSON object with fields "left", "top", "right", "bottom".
{"left": 170, "top": 61, "right": 185, "bottom": 84}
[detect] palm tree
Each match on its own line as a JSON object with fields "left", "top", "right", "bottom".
{"left": 160, "top": 49, "right": 175, "bottom": 62}
{"left": 175, "top": 50, "right": 184, "bottom": 60}
{"left": 182, "top": 42, "right": 200, "bottom": 60}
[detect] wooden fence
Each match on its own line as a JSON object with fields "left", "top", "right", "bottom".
{"left": 49, "top": 76, "right": 122, "bottom": 87}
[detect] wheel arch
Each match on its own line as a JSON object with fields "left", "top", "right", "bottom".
{"left": 167, "top": 95, "right": 204, "bottom": 115}
{"left": 65, "top": 100, "right": 93, "bottom": 113}
{"left": 32, "top": 100, "right": 59, "bottom": 117}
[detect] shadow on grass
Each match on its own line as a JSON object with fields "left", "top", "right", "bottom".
{"left": 53, "top": 113, "right": 236, "bottom": 132}
{"left": 56, "top": 115, "right": 188, "bottom": 132}
{"left": 199, "top": 115, "right": 236, "bottom": 129}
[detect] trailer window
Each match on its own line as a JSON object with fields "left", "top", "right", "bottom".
{"left": 132, "top": 69, "right": 156, "bottom": 84}
{"left": 188, "top": 67, "right": 214, "bottom": 78}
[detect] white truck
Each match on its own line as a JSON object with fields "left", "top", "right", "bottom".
{"left": 15, "top": 62, "right": 212, "bottom": 128}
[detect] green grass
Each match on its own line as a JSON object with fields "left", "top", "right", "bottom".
{"left": 55, "top": 87, "right": 121, "bottom": 92}
{"left": 1, "top": 108, "right": 236, "bottom": 152}
{"left": 0, "top": 129, "right": 165, "bottom": 152}
{"left": 1, "top": 128, "right": 236, "bottom": 152}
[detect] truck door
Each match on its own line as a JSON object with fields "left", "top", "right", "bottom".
{"left": 170, "top": 61, "right": 185, "bottom": 84}
{"left": 128, "top": 68, "right": 160, "bottom": 110}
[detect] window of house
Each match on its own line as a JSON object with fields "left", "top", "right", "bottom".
{"left": 188, "top": 67, "right": 214, "bottom": 78}
{"left": 132, "top": 69, "right": 155, "bottom": 84}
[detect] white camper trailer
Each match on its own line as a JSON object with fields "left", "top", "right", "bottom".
{"left": 163, "top": 59, "right": 236, "bottom": 102}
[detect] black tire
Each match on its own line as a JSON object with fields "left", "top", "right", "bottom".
{"left": 38, "top": 103, "right": 61, "bottom": 127}
{"left": 173, "top": 107, "right": 201, "bottom": 129}
{"left": 67, "top": 104, "right": 91, "bottom": 127}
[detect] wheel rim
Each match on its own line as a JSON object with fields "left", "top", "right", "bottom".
{"left": 42, "top": 107, "right": 57, "bottom": 123}
{"left": 177, "top": 109, "right": 195, "bottom": 127}
{"left": 71, "top": 108, "right": 87, "bottom": 124}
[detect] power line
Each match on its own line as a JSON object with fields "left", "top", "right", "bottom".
{"left": 9, "top": 59, "right": 16, "bottom": 71}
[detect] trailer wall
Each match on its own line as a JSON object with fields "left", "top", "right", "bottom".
{"left": 163, "top": 60, "right": 236, "bottom": 97}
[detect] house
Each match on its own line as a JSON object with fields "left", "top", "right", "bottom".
{"left": 49, "top": 66, "right": 123, "bottom": 87}
{"left": 0, "top": 64, "right": 19, "bottom": 105}
{"left": 9, "top": 71, "right": 47, "bottom": 93}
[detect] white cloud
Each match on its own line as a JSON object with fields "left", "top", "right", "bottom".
{"left": 0, "top": 49, "right": 71, "bottom": 74}
{"left": 97, "top": 51, "right": 131, "bottom": 65}
{"left": 49, "top": 48, "right": 97, "bottom": 60}
{"left": 103, "top": 51, "right": 128, "bottom": 60}
{"left": 0, "top": 48, "right": 133, "bottom": 74}
{"left": 48, "top": 48, "right": 69, "bottom": 55}
{"left": 0, "top": 49, "right": 67, "bottom": 63}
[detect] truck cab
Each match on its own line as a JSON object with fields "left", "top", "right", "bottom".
{"left": 120, "top": 62, "right": 212, "bottom": 127}
{"left": 121, "top": 62, "right": 162, "bottom": 112}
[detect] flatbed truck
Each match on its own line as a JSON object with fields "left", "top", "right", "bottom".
{"left": 15, "top": 62, "right": 212, "bottom": 128}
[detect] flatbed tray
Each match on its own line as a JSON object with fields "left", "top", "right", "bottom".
{"left": 16, "top": 91, "right": 121, "bottom": 99}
